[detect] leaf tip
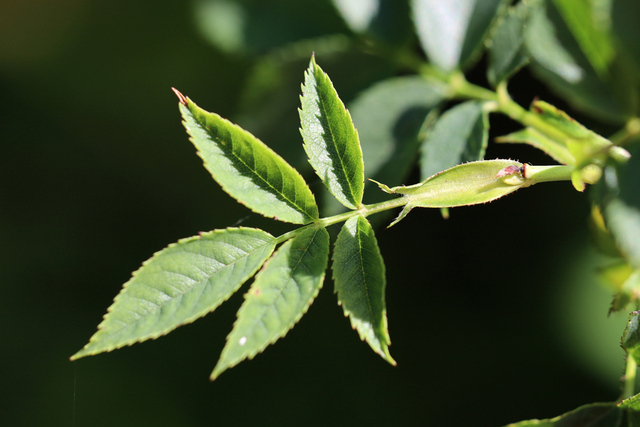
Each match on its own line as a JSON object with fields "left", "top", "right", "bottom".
{"left": 171, "top": 87, "right": 188, "bottom": 106}
{"left": 383, "top": 349, "right": 397, "bottom": 366}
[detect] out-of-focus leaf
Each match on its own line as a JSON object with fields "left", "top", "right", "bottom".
{"left": 178, "top": 92, "right": 318, "bottom": 224}
{"left": 236, "top": 35, "right": 396, "bottom": 173}
{"left": 622, "top": 311, "right": 640, "bottom": 364}
{"left": 331, "top": 0, "right": 412, "bottom": 44}
{"left": 620, "top": 392, "right": 640, "bottom": 411}
{"left": 603, "top": 144, "right": 640, "bottom": 267}
{"left": 71, "top": 228, "right": 276, "bottom": 360}
{"left": 411, "top": 0, "right": 505, "bottom": 72}
{"left": 332, "top": 0, "right": 379, "bottom": 33}
{"left": 552, "top": 0, "right": 616, "bottom": 78}
{"left": 612, "top": 0, "right": 640, "bottom": 70}
{"left": 350, "top": 76, "right": 446, "bottom": 198}
{"left": 211, "top": 226, "right": 329, "bottom": 380}
{"left": 300, "top": 56, "right": 364, "bottom": 210}
{"left": 333, "top": 215, "right": 394, "bottom": 364}
{"left": 609, "top": 269, "right": 640, "bottom": 313}
{"left": 420, "top": 100, "right": 489, "bottom": 180}
{"left": 487, "top": 2, "right": 530, "bottom": 86}
{"left": 193, "top": 0, "right": 346, "bottom": 54}
{"left": 524, "top": 1, "right": 629, "bottom": 121}
{"left": 495, "top": 127, "right": 574, "bottom": 165}
{"left": 505, "top": 402, "right": 622, "bottom": 426}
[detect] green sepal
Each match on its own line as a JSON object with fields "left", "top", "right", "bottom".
{"left": 333, "top": 215, "right": 395, "bottom": 365}
{"left": 71, "top": 227, "right": 277, "bottom": 360}
{"left": 211, "top": 226, "right": 330, "bottom": 380}
{"left": 177, "top": 90, "right": 319, "bottom": 224}
{"left": 528, "top": 100, "right": 628, "bottom": 190}
{"left": 376, "top": 160, "right": 529, "bottom": 227}
{"left": 299, "top": 56, "right": 365, "bottom": 210}
{"left": 495, "top": 127, "right": 574, "bottom": 166}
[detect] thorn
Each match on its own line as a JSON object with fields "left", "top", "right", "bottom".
{"left": 171, "top": 87, "right": 188, "bottom": 106}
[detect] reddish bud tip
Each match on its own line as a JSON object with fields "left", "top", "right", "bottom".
{"left": 171, "top": 87, "right": 188, "bottom": 106}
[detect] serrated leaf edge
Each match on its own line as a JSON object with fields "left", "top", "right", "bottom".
{"left": 71, "top": 227, "right": 275, "bottom": 360}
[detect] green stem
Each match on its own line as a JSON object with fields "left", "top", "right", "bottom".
{"left": 621, "top": 356, "right": 637, "bottom": 401}
{"left": 523, "top": 165, "right": 573, "bottom": 185}
{"left": 449, "top": 72, "right": 498, "bottom": 102}
{"left": 610, "top": 117, "right": 640, "bottom": 146}
{"left": 276, "top": 197, "right": 409, "bottom": 244}
{"left": 451, "top": 75, "right": 575, "bottom": 149}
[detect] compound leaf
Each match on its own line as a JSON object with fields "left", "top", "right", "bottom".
{"left": 300, "top": 56, "right": 365, "bottom": 210}
{"left": 333, "top": 215, "right": 394, "bottom": 365}
{"left": 177, "top": 90, "right": 319, "bottom": 224}
{"left": 71, "top": 227, "right": 277, "bottom": 360}
{"left": 411, "top": 0, "right": 505, "bottom": 72}
{"left": 212, "top": 226, "right": 330, "bottom": 380}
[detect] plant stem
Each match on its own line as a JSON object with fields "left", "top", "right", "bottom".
{"left": 523, "top": 165, "right": 573, "bottom": 185}
{"left": 621, "top": 356, "right": 637, "bottom": 401}
{"left": 610, "top": 117, "right": 640, "bottom": 146}
{"left": 275, "top": 197, "right": 409, "bottom": 243}
{"left": 451, "top": 75, "right": 575, "bottom": 148}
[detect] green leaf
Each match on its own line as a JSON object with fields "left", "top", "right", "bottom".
{"left": 506, "top": 402, "right": 622, "bottom": 426}
{"left": 314, "top": 75, "right": 446, "bottom": 219}
{"left": 236, "top": 35, "right": 395, "bottom": 175}
{"left": 620, "top": 392, "right": 640, "bottom": 411}
{"left": 487, "top": 2, "right": 530, "bottom": 86}
{"left": 495, "top": 127, "right": 574, "bottom": 166}
{"left": 552, "top": 0, "right": 616, "bottom": 79}
{"left": 609, "top": 269, "right": 640, "bottom": 313}
{"left": 411, "top": 0, "right": 505, "bottom": 72}
{"left": 524, "top": 1, "right": 628, "bottom": 120}
{"left": 603, "top": 145, "right": 640, "bottom": 269}
{"left": 420, "top": 101, "right": 489, "bottom": 180}
{"left": 192, "top": 0, "right": 346, "bottom": 55}
{"left": 612, "top": 0, "right": 640, "bottom": 71}
{"left": 300, "top": 56, "right": 365, "bottom": 210}
{"left": 211, "top": 226, "right": 330, "bottom": 380}
{"left": 331, "top": 0, "right": 412, "bottom": 44}
{"left": 71, "top": 228, "right": 277, "bottom": 360}
{"left": 622, "top": 311, "right": 640, "bottom": 365}
{"left": 333, "top": 215, "right": 395, "bottom": 365}
{"left": 177, "top": 91, "right": 319, "bottom": 224}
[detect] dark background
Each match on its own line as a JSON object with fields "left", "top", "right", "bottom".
{"left": 0, "top": 1, "right": 630, "bottom": 425}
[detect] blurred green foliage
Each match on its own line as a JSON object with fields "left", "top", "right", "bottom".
{"left": 1, "top": 0, "right": 634, "bottom": 425}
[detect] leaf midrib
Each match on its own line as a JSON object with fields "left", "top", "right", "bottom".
{"left": 317, "top": 78, "right": 359, "bottom": 207}
{"left": 200, "top": 120, "right": 315, "bottom": 221}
